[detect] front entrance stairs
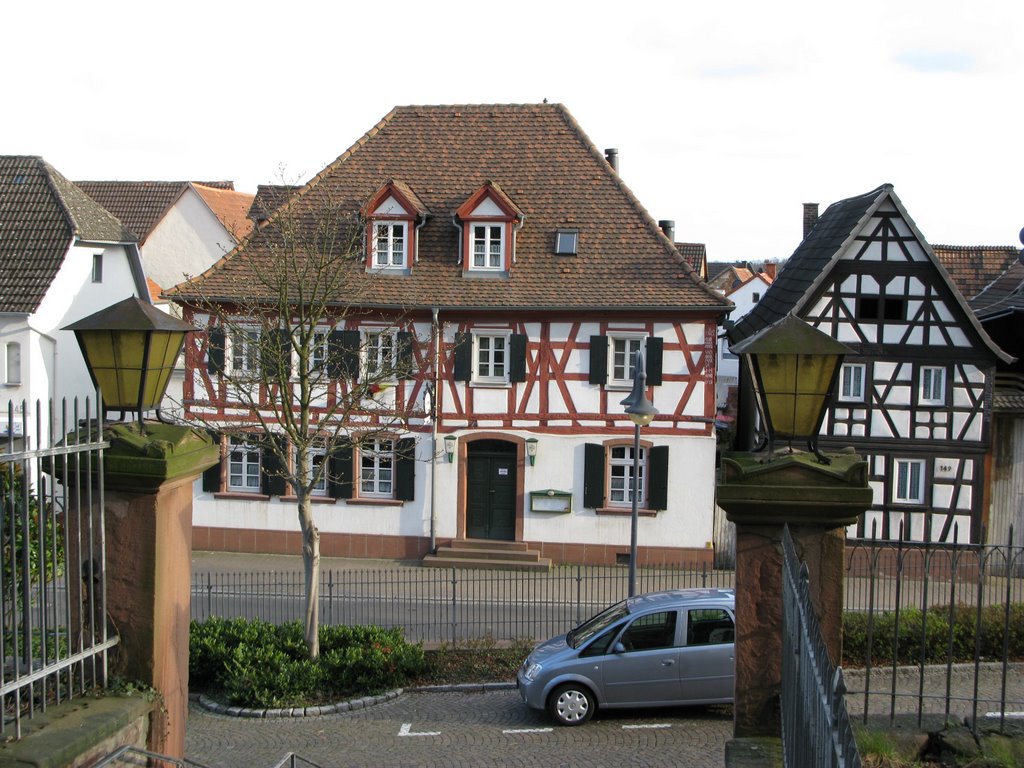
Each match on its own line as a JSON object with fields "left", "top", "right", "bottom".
{"left": 422, "top": 538, "right": 551, "bottom": 572}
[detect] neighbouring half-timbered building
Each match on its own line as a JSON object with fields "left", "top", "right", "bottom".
{"left": 729, "top": 185, "right": 1011, "bottom": 543}
{"left": 168, "top": 104, "right": 731, "bottom": 566}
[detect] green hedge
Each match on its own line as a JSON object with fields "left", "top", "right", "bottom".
{"left": 843, "top": 603, "right": 1024, "bottom": 667}
{"left": 189, "top": 617, "right": 425, "bottom": 708}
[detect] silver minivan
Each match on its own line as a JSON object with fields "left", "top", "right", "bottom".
{"left": 517, "top": 589, "right": 735, "bottom": 725}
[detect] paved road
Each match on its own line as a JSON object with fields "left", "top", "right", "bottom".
{"left": 185, "top": 689, "right": 733, "bottom": 768}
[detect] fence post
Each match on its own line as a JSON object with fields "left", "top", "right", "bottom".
{"left": 450, "top": 567, "right": 458, "bottom": 647}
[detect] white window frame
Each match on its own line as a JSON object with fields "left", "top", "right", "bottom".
{"left": 893, "top": 458, "right": 926, "bottom": 505}
{"left": 92, "top": 253, "right": 103, "bottom": 283}
{"left": 472, "top": 331, "right": 511, "bottom": 385}
{"left": 297, "top": 445, "right": 329, "bottom": 497}
{"left": 608, "top": 443, "right": 646, "bottom": 508}
{"left": 919, "top": 366, "right": 946, "bottom": 406}
{"left": 372, "top": 221, "right": 408, "bottom": 269}
{"left": 307, "top": 327, "right": 330, "bottom": 376}
{"left": 4, "top": 342, "right": 21, "bottom": 385}
{"left": 838, "top": 363, "right": 866, "bottom": 403}
{"left": 228, "top": 436, "right": 261, "bottom": 492}
{"left": 359, "top": 438, "right": 395, "bottom": 498}
{"left": 609, "top": 335, "right": 646, "bottom": 387}
{"left": 229, "top": 326, "right": 261, "bottom": 376}
{"left": 470, "top": 223, "right": 504, "bottom": 271}
{"left": 364, "top": 329, "right": 397, "bottom": 379}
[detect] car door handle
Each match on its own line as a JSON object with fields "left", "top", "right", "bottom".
{"left": 661, "top": 660, "right": 675, "bottom": 667}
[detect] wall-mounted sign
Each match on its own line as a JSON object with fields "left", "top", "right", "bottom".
{"left": 530, "top": 489, "right": 572, "bottom": 514}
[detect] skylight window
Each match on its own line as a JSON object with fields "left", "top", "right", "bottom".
{"left": 555, "top": 229, "right": 579, "bottom": 255}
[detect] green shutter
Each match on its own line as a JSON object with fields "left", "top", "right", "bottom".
{"left": 583, "top": 442, "right": 605, "bottom": 509}
{"left": 509, "top": 334, "right": 528, "bottom": 383}
{"left": 646, "top": 337, "right": 663, "bottom": 386}
{"left": 395, "top": 437, "right": 416, "bottom": 501}
{"left": 261, "top": 327, "right": 292, "bottom": 380}
{"left": 589, "top": 336, "right": 608, "bottom": 385}
{"left": 260, "top": 434, "right": 288, "bottom": 496}
{"left": 397, "top": 331, "right": 415, "bottom": 379}
{"left": 648, "top": 445, "right": 669, "bottom": 510}
{"left": 328, "top": 441, "right": 353, "bottom": 499}
{"left": 207, "top": 328, "right": 226, "bottom": 375}
{"left": 202, "top": 435, "right": 222, "bottom": 493}
{"left": 328, "top": 330, "right": 361, "bottom": 380}
{"left": 453, "top": 333, "right": 472, "bottom": 381}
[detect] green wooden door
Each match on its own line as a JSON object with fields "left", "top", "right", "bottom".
{"left": 466, "top": 446, "right": 517, "bottom": 541}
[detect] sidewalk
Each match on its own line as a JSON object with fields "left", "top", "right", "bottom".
{"left": 192, "top": 549, "right": 415, "bottom": 574}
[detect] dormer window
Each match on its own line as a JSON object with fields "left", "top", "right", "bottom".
{"left": 555, "top": 229, "right": 579, "bottom": 255}
{"left": 456, "top": 182, "right": 523, "bottom": 275}
{"left": 363, "top": 181, "right": 429, "bottom": 273}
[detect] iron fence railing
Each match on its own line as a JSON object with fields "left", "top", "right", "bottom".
{"left": 1, "top": 396, "right": 116, "bottom": 742}
{"left": 782, "top": 525, "right": 861, "bottom": 768}
{"left": 191, "top": 562, "right": 733, "bottom": 644}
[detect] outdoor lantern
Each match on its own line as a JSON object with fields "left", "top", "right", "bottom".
{"left": 620, "top": 350, "right": 658, "bottom": 597}
{"left": 525, "top": 437, "right": 538, "bottom": 466}
{"left": 64, "top": 296, "right": 194, "bottom": 427}
{"left": 444, "top": 434, "right": 457, "bottom": 463}
{"left": 730, "top": 313, "right": 852, "bottom": 462}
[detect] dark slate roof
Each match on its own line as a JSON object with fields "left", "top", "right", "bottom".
{"left": 1, "top": 156, "right": 135, "bottom": 314}
{"left": 729, "top": 185, "right": 891, "bottom": 345}
{"left": 171, "top": 104, "right": 730, "bottom": 313}
{"left": 74, "top": 180, "right": 190, "bottom": 242}
{"left": 969, "top": 260, "right": 1024, "bottom": 320}
{"left": 933, "top": 244, "right": 1020, "bottom": 300}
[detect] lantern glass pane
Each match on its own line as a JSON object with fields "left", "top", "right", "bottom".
{"left": 756, "top": 352, "right": 840, "bottom": 439}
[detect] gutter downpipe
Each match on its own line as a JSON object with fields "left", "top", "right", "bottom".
{"left": 429, "top": 306, "right": 441, "bottom": 553}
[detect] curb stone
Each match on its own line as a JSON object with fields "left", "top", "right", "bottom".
{"left": 190, "top": 682, "right": 514, "bottom": 718}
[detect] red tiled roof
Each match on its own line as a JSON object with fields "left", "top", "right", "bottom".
{"left": 170, "top": 104, "right": 729, "bottom": 313}
{"left": 194, "top": 184, "right": 255, "bottom": 241}
{"left": 933, "top": 244, "right": 1019, "bottom": 300}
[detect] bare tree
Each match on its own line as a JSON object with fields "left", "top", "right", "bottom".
{"left": 175, "top": 187, "right": 422, "bottom": 658}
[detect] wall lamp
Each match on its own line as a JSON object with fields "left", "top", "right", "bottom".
{"left": 444, "top": 434, "right": 457, "bottom": 463}
{"left": 525, "top": 437, "right": 538, "bottom": 466}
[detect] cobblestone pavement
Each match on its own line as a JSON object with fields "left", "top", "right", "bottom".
{"left": 185, "top": 690, "right": 733, "bottom": 768}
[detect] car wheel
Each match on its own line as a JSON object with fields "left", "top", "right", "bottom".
{"left": 547, "top": 683, "right": 595, "bottom": 726}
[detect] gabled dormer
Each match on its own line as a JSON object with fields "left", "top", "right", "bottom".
{"left": 363, "top": 181, "right": 429, "bottom": 273}
{"left": 454, "top": 182, "right": 524, "bottom": 275}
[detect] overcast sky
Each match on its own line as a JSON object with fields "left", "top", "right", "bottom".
{"left": 6, "top": 0, "right": 1022, "bottom": 261}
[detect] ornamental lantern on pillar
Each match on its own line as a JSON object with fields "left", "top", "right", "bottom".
{"left": 730, "top": 313, "right": 852, "bottom": 464}
{"left": 64, "top": 296, "right": 194, "bottom": 428}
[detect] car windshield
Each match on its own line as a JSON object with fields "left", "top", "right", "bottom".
{"left": 567, "top": 599, "right": 629, "bottom": 649}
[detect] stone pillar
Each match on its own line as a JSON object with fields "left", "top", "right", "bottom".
{"left": 717, "top": 451, "right": 871, "bottom": 738}
{"left": 89, "top": 423, "right": 217, "bottom": 758}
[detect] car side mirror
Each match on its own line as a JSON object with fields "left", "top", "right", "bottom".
{"left": 612, "top": 641, "right": 627, "bottom": 654}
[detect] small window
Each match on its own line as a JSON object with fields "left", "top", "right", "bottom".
{"left": 92, "top": 253, "right": 103, "bottom": 283}
{"left": 228, "top": 437, "right": 262, "bottom": 491}
{"left": 471, "top": 224, "right": 504, "bottom": 270}
{"left": 893, "top": 458, "right": 926, "bottom": 504}
{"left": 310, "top": 329, "right": 330, "bottom": 375}
{"left": 610, "top": 336, "right": 644, "bottom": 386}
{"left": 858, "top": 296, "right": 905, "bottom": 322}
{"left": 608, "top": 443, "right": 646, "bottom": 507}
{"left": 920, "top": 366, "right": 946, "bottom": 405}
{"left": 297, "top": 446, "right": 328, "bottom": 497}
{"left": 473, "top": 332, "right": 510, "bottom": 384}
{"left": 230, "top": 328, "right": 260, "bottom": 375}
{"left": 4, "top": 342, "right": 21, "bottom": 385}
{"left": 751, "top": 292, "right": 760, "bottom": 303}
{"left": 372, "top": 222, "right": 407, "bottom": 268}
{"left": 359, "top": 438, "right": 394, "bottom": 498}
{"left": 365, "top": 330, "right": 396, "bottom": 378}
{"left": 839, "top": 363, "right": 866, "bottom": 403}
{"left": 555, "top": 229, "right": 579, "bottom": 255}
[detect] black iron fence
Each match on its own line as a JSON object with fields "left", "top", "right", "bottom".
{"left": 782, "top": 526, "right": 861, "bottom": 768}
{"left": 1, "top": 396, "right": 115, "bottom": 741}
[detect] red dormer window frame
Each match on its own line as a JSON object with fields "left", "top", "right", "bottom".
{"left": 455, "top": 184, "right": 522, "bottom": 274}
{"left": 363, "top": 183, "right": 421, "bottom": 271}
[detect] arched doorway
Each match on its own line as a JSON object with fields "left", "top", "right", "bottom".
{"left": 465, "top": 439, "right": 517, "bottom": 541}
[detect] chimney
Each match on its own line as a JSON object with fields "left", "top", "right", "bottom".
{"left": 803, "top": 203, "right": 819, "bottom": 238}
{"left": 762, "top": 262, "right": 777, "bottom": 280}
{"left": 658, "top": 220, "right": 675, "bottom": 242}
{"left": 605, "top": 148, "right": 619, "bottom": 173}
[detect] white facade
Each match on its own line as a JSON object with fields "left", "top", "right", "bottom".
{"left": 716, "top": 275, "right": 772, "bottom": 408}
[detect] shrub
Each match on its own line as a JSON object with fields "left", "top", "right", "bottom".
{"left": 189, "top": 618, "right": 425, "bottom": 708}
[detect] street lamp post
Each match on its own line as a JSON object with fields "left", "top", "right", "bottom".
{"left": 620, "top": 349, "right": 657, "bottom": 597}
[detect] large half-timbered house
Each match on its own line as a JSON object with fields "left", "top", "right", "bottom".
{"left": 729, "top": 185, "right": 1011, "bottom": 543}
{"left": 169, "top": 104, "right": 731, "bottom": 565}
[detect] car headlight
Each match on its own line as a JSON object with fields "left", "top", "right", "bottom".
{"left": 523, "top": 663, "right": 543, "bottom": 682}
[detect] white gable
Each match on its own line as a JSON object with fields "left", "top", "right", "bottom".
{"left": 373, "top": 195, "right": 410, "bottom": 217}
{"left": 470, "top": 197, "right": 505, "bottom": 217}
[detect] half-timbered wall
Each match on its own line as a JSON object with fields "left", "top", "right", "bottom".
{"left": 797, "top": 201, "right": 993, "bottom": 543}
{"left": 184, "top": 306, "right": 722, "bottom": 560}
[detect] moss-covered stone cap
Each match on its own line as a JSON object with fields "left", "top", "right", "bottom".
{"left": 717, "top": 449, "right": 872, "bottom": 527}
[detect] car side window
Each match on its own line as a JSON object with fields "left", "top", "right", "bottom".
{"left": 618, "top": 610, "right": 678, "bottom": 652}
{"left": 686, "top": 608, "right": 734, "bottom": 646}
{"left": 580, "top": 624, "right": 621, "bottom": 658}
